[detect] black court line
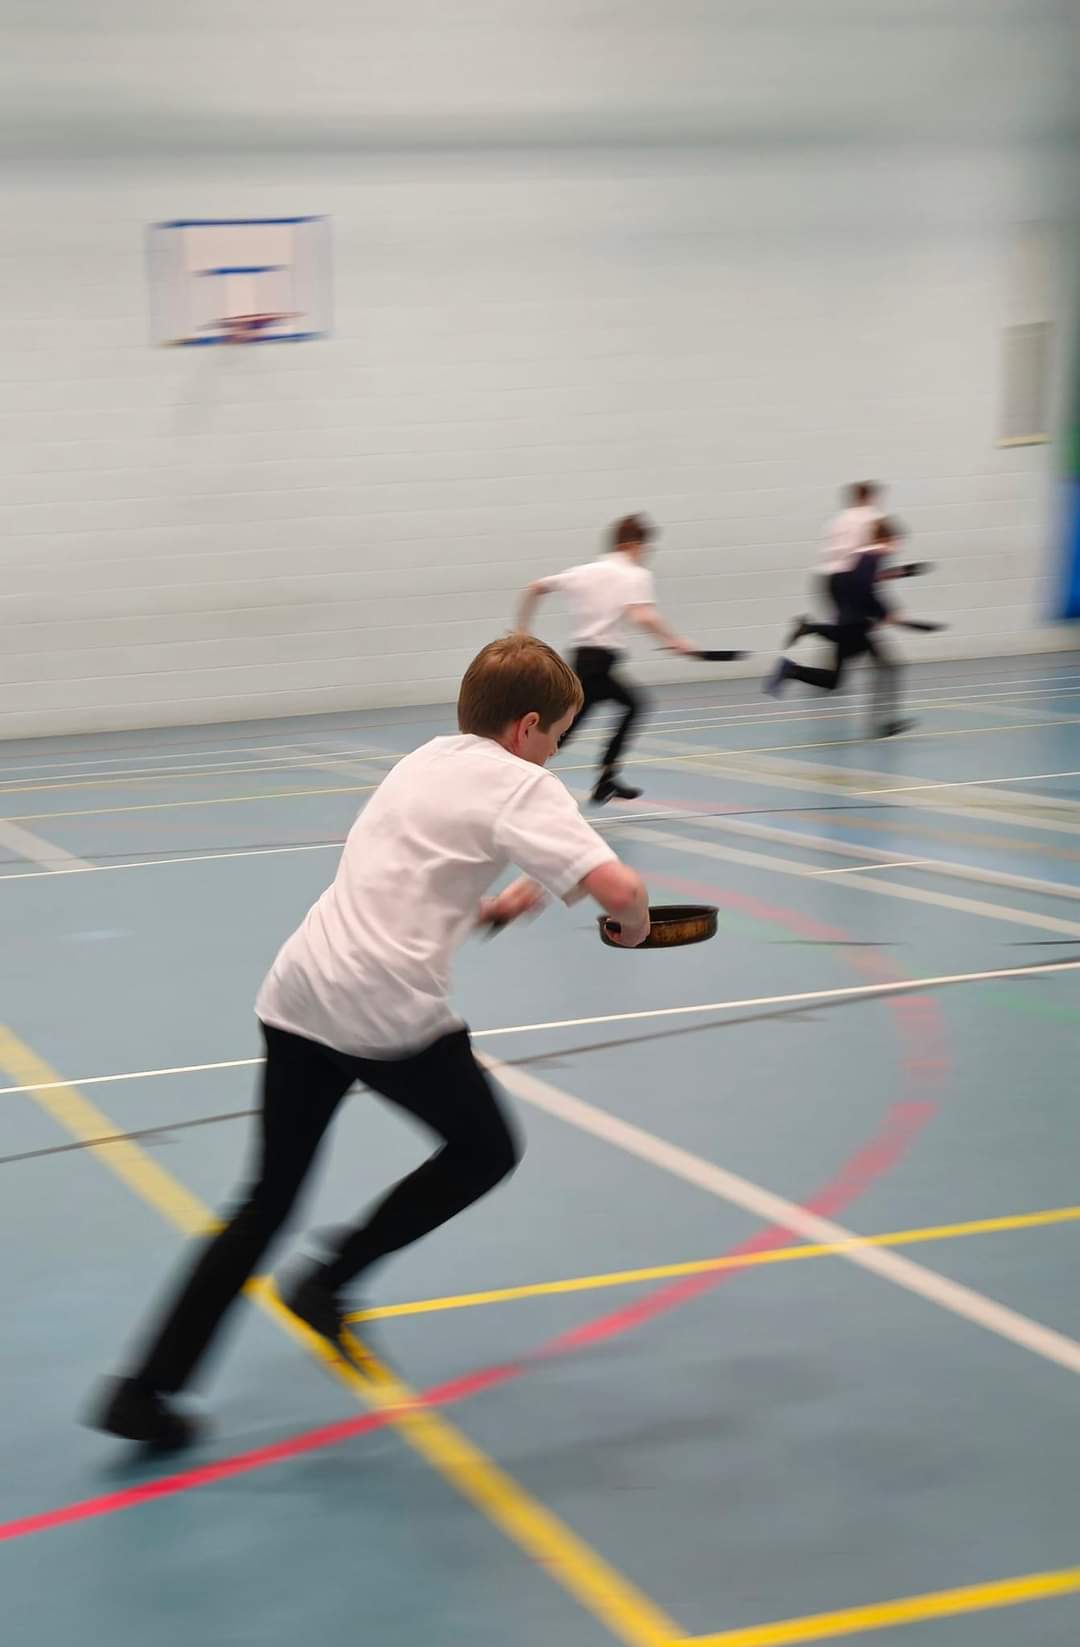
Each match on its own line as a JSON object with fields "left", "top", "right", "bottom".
{"left": 0, "top": 803, "right": 920, "bottom": 873}
{"left": 0, "top": 1110, "right": 255, "bottom": 1167}
{"left": 8, "top": 955, "right": 1080, "bottom": 1171}
{"left": 2, "top": 654, "right": 1078, "bottom": 772}
{"left": 0, "top": 1006, "right": 833, "bottom": 1168}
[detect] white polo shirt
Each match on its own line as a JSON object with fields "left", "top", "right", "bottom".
{"left": 543, "top": 555, "right": 656, "bottom": 650}
{"left": 819, "top": 505, "right": 881, "bottom": 574}
{"left": 255, "top": 735, "right": 616, "bottom": 1058}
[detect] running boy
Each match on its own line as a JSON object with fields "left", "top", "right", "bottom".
{"left": 90, "top": 635, "right": 650, "bottom": 1449}
{"left": 816, "top": 481, "right": 886, "bottom": 609}
{"left": 766, "top": 517, "right": 914, "bottom": 738}
{"left": 516, "top": 513, "right": 698, "bottom": 804}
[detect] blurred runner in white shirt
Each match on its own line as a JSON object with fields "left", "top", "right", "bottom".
{"left": 817, "top": 480, "right": 886, "bottom": 606}
{"left": 517, "top": 513, "right": 697, "bottom": 805}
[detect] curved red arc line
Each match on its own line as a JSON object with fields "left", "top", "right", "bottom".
{"left": 0, "top": 865, "right": 948, "bottom": 1543}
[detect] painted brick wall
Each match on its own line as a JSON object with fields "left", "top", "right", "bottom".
{"left": 0, "top": 4, "right": 1072, "bottom": 736}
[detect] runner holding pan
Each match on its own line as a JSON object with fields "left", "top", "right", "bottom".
{"left": 517, "top": 513, "right": 746, "bottom": 805}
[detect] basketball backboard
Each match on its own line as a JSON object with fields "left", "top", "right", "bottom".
{"left": 146, "top": 216, "right": 331, "bottom": 346}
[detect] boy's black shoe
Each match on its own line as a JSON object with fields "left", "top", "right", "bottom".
{"left": 764, "top": 658, "right": 792, "bottom": 697}
{"left": 282, "top": 1268, "right": 346, "bottom": 1346}
{"left": 87, "top": 1376, "right": 200, "bottom": 1452}
{"left": 591, "top": 774, "right": 642, "bottom": 805}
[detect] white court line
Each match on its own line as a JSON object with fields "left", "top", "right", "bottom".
{"left": 282, "top": 745, "right": 393, "bottom": 784}
{"left": 973, "top": 696, "right": 1080, "bottom": 726}
{"left": 0, "top": 1055, "right": 263, "bottom": 1097}
{"left": 1, "top": 672, "right": 1078, "bottom": 798}
{"left": 485, "top": 1056, "right": 1080, "bottom": 1377}
{"left": 565, "top": 709, "right": 1080, "bottom": 758}
{"left": 2, "top": 749, "right": 1079, "bottom": 895}
{"left": 0, "top": 728, "right": 436, "bottom": 780}
{"left": 4, "top": 802, "right": 1070, "bottom": 912}
{"left": 2, "top": 781, "right": 1079, "bottom": 900}
{"left": 607, "top": 807, "right": 1080, "bottom": 907}
{"left": 633, "top": 737, "right": 1080, "bottom": 838}
{"left": 688, "top": 739, "right": 1080, "bottom": 813}
{"left": 2, "top": 665, "right": 1079, "bottom": 782}
{"left": 857, "top": 769, "right": 1080, "bottom": 798}
{"left": 4, "top": 661, "right": 1069, "bottom": 771}
{"left": 643, "top": 675, "right": 1080, "bottom": 717}
{"left": 3, "top": 723, "right": 1073, "bottom": 827}
{"left": 2, "top": 957, "right": 1079, "bottom": 1097}
{"left": 571, "top": 693, "right": 1080, "bottom": 743}
{"left": 0, "top": 820, "right": 89, "bottom": 872}
{"left": 476, "top": 958, "right": 1080, "bottom": 1034}
{"left": 808, "top": 859, "right": 932, "bottom": 877}
{"left": 0, "top": 743, "right": 394, "bottom": 796}
{"left": 0, "top": 748, "right": 333, "bottom": 789}
{"left": 568, "top": 678, "right": 1080, "bottom": 738}
{"left": 584, "top": 785, "right": 1080, "bottom": 899}
{"left": 622, "top": 824, "right": 1080, "bottom": 939}
{"left": 0, "top": 779, "right": 380, "bottom": 826}
{"left": 571, "top": 721, "right": 1080, "bottom": 777}
{"left": 581, "top": 717, "right": 1080, "bottom": 773}
{"left": 0, "top": 736, "right": 349, "bottom": 779}
{"left": 0, "top": 840, "right": 340, "bottom": 883}
{"left": 2, "top": 690, "right": 1079, "bottom": 873}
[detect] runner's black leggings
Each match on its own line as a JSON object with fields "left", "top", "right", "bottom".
{"left": 560, "top": 646, "right": 648, "bottom": 771}
{"left": 784, "top": 621, "right": 901, "bottom": 725}
{"left": 131, "top": 1024, "right": 520, "bottom": 1394}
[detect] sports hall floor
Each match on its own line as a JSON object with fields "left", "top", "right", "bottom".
{"left": 3, "top": 652, "right": 1080, "bottom": 1647}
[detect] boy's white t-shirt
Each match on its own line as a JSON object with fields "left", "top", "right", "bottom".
{"left": 818, "top": 505, "right": 881, "bottom": 574}
{"left": 543, "top": 555, "right": 656, "bottom": 649}
{"left": 255, "top": 735, "right": 617, "bottom": 1059}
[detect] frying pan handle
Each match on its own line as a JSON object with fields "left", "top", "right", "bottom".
{"left": 889, "top": 561, "right": 932, "bottom": 579}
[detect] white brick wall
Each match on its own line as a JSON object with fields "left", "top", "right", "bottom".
{"left": 0, "top": 5, "right": 1073, "bottom": 737}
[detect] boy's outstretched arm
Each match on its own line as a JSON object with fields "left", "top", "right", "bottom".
{"left": 626, "top": 602, "right": 696, "bottom": 656}
{"left": 516, "top": 579, "right": 553, "bottom": 634}
{"left": 575, "top": 859, "right": 650, "bottom": 948}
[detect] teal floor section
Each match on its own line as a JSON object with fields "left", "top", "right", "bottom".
{"left": 3, "top": 652, "right": 1080, "bottom": 1646}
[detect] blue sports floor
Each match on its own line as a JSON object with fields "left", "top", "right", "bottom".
{"left": 4, "top": 652, "right": 1080, "bottom": 1647}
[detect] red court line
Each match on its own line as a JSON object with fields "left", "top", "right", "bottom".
{"left": 0, "top": 875, "right": 947, "bottom": 1545}
{"left": 650, "top": 867, "right": 951, "bottom": 1088}
{"left": 531, "top": 1099, "right": 934, "bottom": 1362}
{"left": 0, "top": 1094, "right": 929, "bottom": 1547}
{"left": 0, "top": 1411, "right": 389, "bottom": 1542}
{"left": 530, "top": 869, "right": 945, "bottom": 1356}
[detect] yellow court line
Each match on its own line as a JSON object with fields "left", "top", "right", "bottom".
{"left": 334, "top": 1330, "right": 677, "bottom": 1647}
{"left": 613, "top": 717, "right": 1080, "bottom": 769}
{"left": 2, "top": 781, "right": 380, "bottom": 825}
{"left": 793, "top": 809, "right": 1080, "bottom": 867}
{"left": 2, "top": 711, "right": 1059, "bottom": 801}
{"left": 0, "top": 1027, "right": 678, "bottom": 1647}
{"left": 346, "top": 1203, "right": 1080, "bottom": 1323}
{"left": 685, "top": 1563, "right": 1080, "bottom": 1646}
{"left": 10, "top": 717, "right": 1079, "bottom": 825}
